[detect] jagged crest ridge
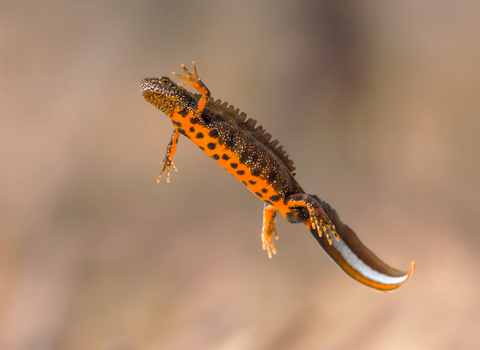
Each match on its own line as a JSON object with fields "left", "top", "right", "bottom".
{"left": 207, "top": 96, "right": 296, "bottom": 173}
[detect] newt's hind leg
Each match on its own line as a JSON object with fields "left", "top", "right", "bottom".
{"left": 262, "top": 202, "right": 278, "bottom": 258}
{"left": 285, "top": 194, "right": 339, "bottom": 245}
{"left": 173, "top": 62, "right": 211, "bottom": 115}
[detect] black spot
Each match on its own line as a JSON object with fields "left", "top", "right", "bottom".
{"left": 249, "top": 180, "right": 256, "bottom": 185}
{"left": 178, "top": 128, "right": 187, "bottom": 136}
{"left": 222, "top": 154, "right": 230, "bottom": 161}
{"left": 268, "top": 171, "right": 277, "bottom": 182}
{"left": 178, "top": 109, "right": 188, "bottom": 117}
{"left": 207, "top": 143, "right": 216, "bottom": 150}
{"left": 242, "top": 181, "right": 248, "bottom": 186}
{"left": 265, "top": 200, "right": 273, "bottom": 206}
{"left": 269, "top": 195, "right": 281, "bottom": 202}
{"left": 251, "top": 153, "right": 259, "bottom": 163}
{"left": 255, "top": 192, "right": 263, "bottom": 198}
{"left": 261, "top": 188, "right": 268, "bottom": 193}
{"left": 190, "top": 117, "right": 199, "bottom": 124}
{"left": 201, "top": 112, "right": 213, "bottom": 125}
{"left": 199, "top": 146, "right": 205, "bottom": 150}
{"left": 209, "top": 129, "right": 219, "bottom": 138}
{"left": 230, "top": 163, "right": 238, "bottom": 169}
{"left": 240, "top": 150, "right": 249, "bottom": 164}
{"left": 172, "top": 120, "right": 182, "bottom": 127}
{"left": 226, "top": 130, "right": 236, "bottom": 148}
{"left": 252, "top": 168, "right": 261, "bottom": 177}
{"left": 237, "top": 170, "right": 245, "bottom": 175}
{"left": 189, "top": 127, "right": 195, "bottom": 132}
{"left": 212, "top": 154, "right": 220, "bottom": 160}
{"left": 196, "top": 132, "right": 204, "bottom": 139}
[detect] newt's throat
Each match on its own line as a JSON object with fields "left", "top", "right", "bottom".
{"left": 142, "top": 92, "right": 178, "bottom": 115}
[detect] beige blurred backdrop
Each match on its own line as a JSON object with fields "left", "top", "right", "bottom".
{"left": 1, "top": 1, "right": 480, "bottom": 349}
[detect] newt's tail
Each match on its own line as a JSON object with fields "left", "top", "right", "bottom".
{"left": 308, "top": 195, "right": 415, "bottom": 291}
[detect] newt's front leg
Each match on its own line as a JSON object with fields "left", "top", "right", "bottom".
{"left": 157, "top": 129, "right": 180, "bottom": 183}
{"left": 173, "top": 62, "right": 211, "bottom": 115}
{"left": 262, "top": 202, "right": 278, "bottom": 258}
{"left": 285, "top": 194, "right": 339, "bottom": 245}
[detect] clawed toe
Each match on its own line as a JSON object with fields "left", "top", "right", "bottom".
{"left": 262, "top": 233, "right": 277, "bottom": 258}
{"left": 157, "top": 159, "right": 177, "bottom": 183}
{"left": 311, "top": 214, "right": 338, "bottom": 245}
{"left": 173, "top": 62, "right": 200, "bottom": 86}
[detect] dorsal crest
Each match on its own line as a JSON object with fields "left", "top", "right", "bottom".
{"left": 205, "top": 95, "right": 296, "bottom": 174}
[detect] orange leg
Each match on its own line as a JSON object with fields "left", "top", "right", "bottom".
{"left": 173, "top": 62, "right": 211, "bottom": 115}
{"left": 261, "top": 202, "right": 278, "bottom": 258}
{"left": 157, "top": 129, "right": 180, "bottom": 183}
{"left": 285, "top": 194, "right": 339, "bottom": 245}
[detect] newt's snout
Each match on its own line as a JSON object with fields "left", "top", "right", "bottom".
{"left": 139, "top": 76, "right": 178, "bottom": 95}
{"left": 139, "top": 77, "right": 161, "bottom": 95}
{"left": 140, "top": 75, "right": 197, "bottom": 116}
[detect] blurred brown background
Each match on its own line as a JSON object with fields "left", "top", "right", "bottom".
{"left": 1, "top": 1, "right": 480, "bottom": 349}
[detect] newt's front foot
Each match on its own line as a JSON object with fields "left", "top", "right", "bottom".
{"left": 173, "top": 62, "right": 211, "bottom": 115}
{"left": 173, "top": 62, "right": 202, "bottom": 89}
{"left": 157, "top": 158, "right": 177, "bottom": 183}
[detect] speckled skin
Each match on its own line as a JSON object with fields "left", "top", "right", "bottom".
{"left": 139, "top": 63, "right": 338, "bottom": 257}
{"left": 138, "top": 63, "right": 415, "bottom": 291}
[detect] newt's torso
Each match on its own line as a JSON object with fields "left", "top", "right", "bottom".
{"left": 140, "top": 71, "right": 308, "bottom": 223}
{"left": 139, "top": 62, "right": 415, "bottom": 292}
{"left": 175, "top": 96, "right": 304, "bottom": 215}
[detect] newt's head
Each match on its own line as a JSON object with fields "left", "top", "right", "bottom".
{"left": 139, "top": 76, "right": 195, "bottom": 116}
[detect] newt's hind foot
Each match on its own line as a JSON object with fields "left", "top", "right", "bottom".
{"left": 262, "top": 229, "right": 278, "bottom": 259}
{"left": 310, "top": 211, "right": 338, "bottom": 245}
{"left": 286, "top": 194, "right": 339, "bottom": 245}
{"left": 262, "top": 203, "right": 278, "bottom": 258}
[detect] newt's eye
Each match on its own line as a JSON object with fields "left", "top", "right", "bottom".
{"left": 161, "top": 78, "right": 170, "bottom": 85}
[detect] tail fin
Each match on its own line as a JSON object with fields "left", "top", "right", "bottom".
{"left": 308, "top": 195, "right": 415, "bottom": 291}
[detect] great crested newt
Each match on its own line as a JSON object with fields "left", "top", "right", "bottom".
{"left": 139, "top": 62, "right": 415, "bottom": 291}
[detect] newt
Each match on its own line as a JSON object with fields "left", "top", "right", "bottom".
{"left": 139, "top": 62, "right": 415, "bottom": 291}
